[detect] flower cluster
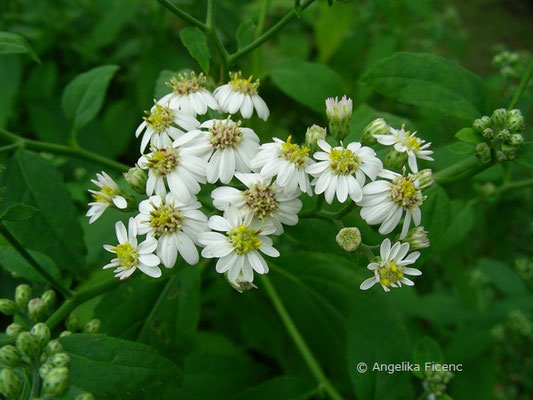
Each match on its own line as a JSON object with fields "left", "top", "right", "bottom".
{"left": 87, "top": 73, "right": 434, "bottom": 293}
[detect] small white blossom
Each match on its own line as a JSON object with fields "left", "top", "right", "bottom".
{"left": 86, "top": 171, "right": 128, "bottom": 224}
{"left": 360, "top": 238, "right": 421, "bottom": 292}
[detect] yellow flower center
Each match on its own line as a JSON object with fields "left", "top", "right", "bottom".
{"left": 167, "top": 72, "right": 206, "bottom": 95}
{"left": 229, "top": 71, "right": 259, "bottom": 95}
{"left": 209, "top": 119, "right": 243, "bottom": 149}
{"left": 144, "top": 103, "right": 174, "bottom": 133}
{"left": 377, "top": 261, "right": 403, "bottom": 287}
{"left": 329, "top": 148, "right": 361, "bottom": 175}
{"left": 244, "top": 184, "right": 279, "bottom": 220}
{"left": 227, "top": 225, "right": 262, "bottom": 255}
{"left": 402, "top": 133, "right": 422, "bottom": 152}
{"left": 149, "top": 203, "right": 184, "bottom": 236}
{"left": 146, "top": 146, "right": 179, "bottom": 177}
{"left": 280, "top": 136, "right": 309, "bottom": 167}
{"left": 91, "top": 186, "right": 115, "bottom": 203}
{"left": 114, "top": 242, "right": 138, "bottom": 269}
{"left": 389, "top": 176, "right": 422, "bottom": 208}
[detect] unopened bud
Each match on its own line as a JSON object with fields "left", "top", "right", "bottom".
{"left": 42, "top": 367, "right": 69, "bottom": 397}
{"left": 76, "top": 393, "right": 95, "bottom": 400}
{"left": 83, "top": 319, "right": 101, "bottom": 334}
{"left": 50, "top": 352, "right": 70, "bottom": 368}
{"left": 402, "top": 226, "right": 430, "bottom": 250}
{"left": 325, "top": 95, "right": 352, "bottom": 140}
{"left": 0, "top": 368, "right": 23, "bottom": 399}
{"left": 475, "top": 142, "right": 492, "bottom": 164}
{"left": 0, "top": 299, "right": 17, "bottom": 316}
{"left": 31, "top": 323, "right": 51, "bottom": 347}
{"left": 509, "top": 133, "right": 524, "bottom": 146}
{"left": 124, "top": 166, "right": 147, "bottom": 195}
{"left": 59, "top": 330, "right": 72, "bottom": 338}
{"left": 39, "top": 363, "right": 53, "bottom": 379}
{"left": 412, "top": 169, "right": 434, "bottom": 189}
{"left": 15, "top": 285, "right": 32, "bottom": 309}
{"left": 501, "top": 144, "right": 516, "bottom": 160}
{"left": 497, "top": 128, "right": 511, "bottom": 141}
{"left": 28, "top": 298, "right": 46, "bottom": 322}
{"left": 5, "top": 323, "right": 24, "bottom": 338}
{"left": 495, "top": 150, "right": 507, "bottom": 162}
{"left": 225, "top": 272, "right": 257, "bottom": 294}
{"left": 362, "top": 118, "right": 390, "bottom": 145}
{"left": 16, "top": 332, "right": 40, "bottom": 360}
{"left": 335, "top": 227, "right": 361, "bottom": 252}
{"left": 0, "top": 346, "right": 22, "bottom": 367}
{"left": 472, "top": 116, "right": 491, "bottom": 133}
{"left": 384, "top": 148, "right": 408, "bottom": 171}
{"left": 491, "top": 108, "right": 508, "bottom": 127}
{"left": 506, "top": 109, "right": 524, "bottom": 132}
{"left": 482, "top": 128, "right": 493, "bottom": 139}
{"left": 45, "top": 340, "right": 63, "bottom": 357}
{"left": 41, "top": 290, "right": 56, "bottom": 310}
{"left": 65, "top": 313, "right": 80, "bottom": 332}
{"left": 305, "top": 125, "right": 327, "bottom": 151}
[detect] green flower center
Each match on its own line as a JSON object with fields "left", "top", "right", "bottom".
{"left": 227, "top": 225, "right": 262, "bottom": 255}
{"left": 114, "top": 242, "right": 138, "bottom": 268}
{"left": 209, "top": 119, "right": 243, "bottom": 149}
{"left": 167, "top": 72, "right": 206, "bottom": 95}
{"left": 144, "top": 103, "right": 174, "bottom": 133}
{"left": 377, "top": 261, "right": 403, "bottom": 287}
{"left": 91, "top": 186, "right": 115, "bottom": 203}
{"left": 329, "top": 148, "right": 361, "bottom": 175}
{"left": 244, "top": 184, "right": 279, "bottom": 220}
{"left": 229, "top": 71, "right": 259, "bottom": 95}
{"left": 149, "top": 203, "right": 184, "bottom": 236}
{"left": 280, "top": 136, "right": 309, "bottom": 167}
{"left": 146, "top": 146, "right": 179, "bottom": 177}
{"left": 390, "top": 176, "right": 422, "bottom": 208}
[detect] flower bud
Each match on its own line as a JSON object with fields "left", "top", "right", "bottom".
{"left": 46, "top": 340, "right": 63, "bottom": 357}
{"left": 31, "top": 323, "right": 51, "bottom": 347}
{"left": 124, "top": 166, "right": 148, "bottom": 195}
{"left": 305, "top": 125, "right": 327, "bottom": 151}
{"left": 335, "top": 227, "right": 361, "bottom": 252}
{"left": 362, "top": 118, "right": 390, "bottom": 145}
{"left": 491, "top": 108, "right": 508, "bottom": 127}
{"left": 83, "top": 319, "right": 101, "bottom": 334}
{"left": 42, "top": 367, "right": 69, "bottom": 397}
{"left": 0, "top": 368, "right": 23, "bottom": 399}
{"left": 384, "top": 148, "right": 408, "bottom": 171}
{"left": 0, "top": 346, "right": 22, "bottom": 367}
{"left": 41, "top": 290, "right": 56, "bottom": 310}
{"left": 65, "top": 313, "right": 80, "bottom": 332}
{"left": 76, "top": 393, "right": 95, "bottom": 400}
{"left": 509, "top": 133, "right": 524, "bottom": 146}
{"left": 482, "top": 128, "right": 493, "bottom": 139}
{"left": 39, "top": 363, "right": 53, "bottom": 379}
{"left": 495, "top": 149, "right": 507, "bottom": 162}
{"left": 501, "top": 144, "right": 516, "bottom": 160}
{"left": 325, "top": 95, "right": 352, "bottom": 140}
{"left": 59, "top": 330, "right": 72, "bottom": 338}
{"left": 28, "top": 298, "right": 46, "bottom": 322}
{"left": 497, "top": 128, "right": 511, "bottom": 142}
{"left": 472, "top": 116, "right": 491, "bottom": 133}
{"left": 16, "top": 332, "right": 40, "bottom": 361}
{"left": 475, "top": 142, "right": 492, "bottom": 164}
{"left": 0, "top": 299, "right": 17, "bottom": 316}
{"left": 15, "top": 284, "right": 32, "bottom": 309}
{"left": 506, "top": 109, "right": 524, "bottom": 132}
{"left": 50, "top": 352, "right": 70, "bottom": 368}
{"left": 225, "top": 272, "right": 257, "bottom": 293}
{"left": 402, "top": 226, "right": 430, "bottom": 250}
{"left": 5, "top": 323, "right": 24, "bottom": 338}
{"left": 412, "top": 169, "right": 434, "bottom": 190}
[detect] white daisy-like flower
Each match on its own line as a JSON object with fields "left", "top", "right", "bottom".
{"left": 250, "top": 136, "right": 314, "bottom": 196}
{"left": 135, "top": 193, "right": 208, "bottom": 269}
{"left": 158, "top": 72, "right": 219, "bottom": 116}
{"left": 86, "top": 171, "right": 129, "bottom": 224}
{"left": 135, "top": 101, "right": 200, "bottom": 153}
{"left": 214, "top": 72, "right": 269, "bottom": 121}
{"left": 197, "top": 207, "right": 279, "bottom": 284}
{"left": 358, "top": 170, "right": 425, "bottom": 239}
{"left": 359, "top": 238, "right": 421, "bottom": 292}
{"left": 374, "top": 127, "right": 433, "bottom": 172}
{"left": 306, "top": 140, "right": 383, "bottom": 204}
{"left": 103, "top": 218, "right": 161, "bottom": 280}
{"left": 211, "top": 173, "right": 302, "bottom": 235}
{"left": 137, "top": 131, "right": 207, "bottom": 202}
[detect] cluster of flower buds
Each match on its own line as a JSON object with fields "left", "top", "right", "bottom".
{"left": 0, "top": 285, "right": 56, "bottom": 323}
{"left": 421, "top": 369, "right": 454, "bottom": 400}
{"left": 492, "top": 48, "right": 532, "bottom": 80}
{"left": 472, "top": 108, "right": 525, "bottom": 162}
{"left": 62, "top": 313, "right": 101, "bottom": 336}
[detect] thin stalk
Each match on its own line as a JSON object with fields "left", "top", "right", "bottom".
{"left": 252, "top": 0, "right": 272, "bottom": 75}
{"left": 206, "top": 0, "right": 215, "bottom": 28}
{"left": 508, "top": 59, "right": 533, "bottom": 110}
{"left": 155, "top": 0, "right": 208, "bottom": 30}
{"left": 21, "top": 368, "right": 32, "bottom": 400}
{"left": 497, "top": 178, "right": 533, "bottom": 193}
{"left": 0, "top": 143, "right": 19, "bottom": 152}
{"left": 261, "top": 275, "right": 345, "bottom": 400}
{"left": 433, "top": 156, "right": 483, "bottom": 184}
{"left": 359, "top": 243, "right": 375, "bottom": 261}
{"left": 0, "top": 223, "right": 73, "bottom": 298}
{"left": 30, "top": 368, "right": 40, "bottom": 399}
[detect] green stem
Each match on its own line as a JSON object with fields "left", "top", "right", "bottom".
{"left": 228, "top": 0, "right": 317, "bottom": 64}
{"left": 30, "top": 368, "right": 40, "bottom": 399}
{"left": 252, "top": 0, "right": 272, "bottom": 76}
{"left": 155, "top": 0, "right": 208, "bottom": 30}
{"left": 0, "top": 128, "right": 129, "bottom": 172}
{"left": 508, "top": 59, "right": 533, "bottom": 110}
{"left": 21, "top": 368, "right": 32, "bottom": 400}
{"left": 205, "top": 0, "right": 215, "bottom": 28}
{"left": 497, "top": 178, "right": 533, "bottom": 193}
{"left": 0, "top": 143, "right": 19, "bottom": 152}
{"left": 0, "top": 223, "right": 73, "bottom": 299}
{"left": 433, "top": 156, "right": 486, "bottom": 184}
{"left": 260, "top": 275, "right": 346, "bottom": 400}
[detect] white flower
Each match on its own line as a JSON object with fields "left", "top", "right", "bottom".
{"left": 103, "top": 218, "right": 161, "bottom": 280}
{"left": 214, "top": 72, "right": 269, "bottom": 121}
{"left": 158, "top": 72, "right": 218, "bottom": 116}
{"left": 360, "top": 238, "right": 421, "bottom": 292}
{"left": 86, "top": 171, "right": 128, "bottom": 224}
{"left": 251, "top": 136, "right": 313, "bottom": 196}
{"left": 135, "top": 193, "right": 208, "bottom": 268}
{"left": 197, "top": 207, "right": 279, "bottom": 284}
{"left": 358, "top": 170, "right": 424, "bottom": 239}
{"left": 211, "top": 173, "right": 302, "bottom": 235}
{"left": 374, "top": 127, "right": 433, "bottom": 172}
{"left": 135, "top": 102, "right": 199, "bottom": 153}
{"left": 138, "top": 131, "right": 208, "bottom": 202}
{"left": 306, "top": 140, "right": 382, "bottom": 203}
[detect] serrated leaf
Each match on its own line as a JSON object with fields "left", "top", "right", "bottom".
{"left": 0, "top": 203, "right": 39, "bottom": 221}
{"left": 0, "top": 31, "right": 40, "bottom": 62}
{"left": 455, "top": 127, "right": 483, "bottom": 144}
{"left": 179, "top": 27, "right": 210, "bottom": 74}
{"left": 62, "top": 65, "right": 119, "bottom": 131}
{"left": 236, "top": 19, "right": 256, "bottom": 49}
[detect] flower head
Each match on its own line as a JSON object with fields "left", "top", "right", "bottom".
{"left": 86, "top": 172, "right": 129, "bottom": 224}
{"left": 360, "top": 238, "right": 421, "bottom": 292}
{"left": 336, "top": 227, "right": 361, "bottom": 252}
{"left": 325, "top": 96, "right": 352, "bottom": 140}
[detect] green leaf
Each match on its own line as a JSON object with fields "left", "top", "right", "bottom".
{"left": 62, "top": 65, "right": 119, "bottom": 131}
{"left": 447, "top": 142, "right": 475, "bottom": 155}
{"left": 477, "top": 258, "right": 528, "bottom": 298}
{"left": 236, "top": 20, "right": 256, "bottom": 50}
{"left": 421, "top": 184, "right": 452, "bottom": 245}
{"left": 179, "top": 27, "right": 210, "bottom": 74}
{"left": 346, "top": 103, "right": 411, "bottom": 143}
{"left": 315, "top": 1, "right": 356, "bottom": 62}
{"left": 435, "top": 201, "right": 474, "bottom": 252}
{"left": 455, "top": 127, "right": 483, "bottom": 144}
{"left": 0, "top": 150, "right": 86, "bottom": 272}
{"left": 0, "top": 246, "right": 67, "bottom": 285}
{"left": 0, "top": 31, "right": 40, "bottom": 62}
{"left": 0, "top": 55, "right": 22, "bottom": 128}
{"left": 233, "top": 376, "right": 314, "bottom": 400}
{"left": 412, "top": 337, "right": 444, "bottom": 378}
{"left": 0, "top": 203, "right": 38, "bottom": 221}
{"left": 361, "top": 52, "right": 489, "bottom": 120}
{"left": 60, "top": 334, "right": 182, "bottom": 399}
{"left": 517, "top": 142, "right": 533, "bottom": 168}
{"left": 270, "top": 59, "right": 344, "bottom": 113}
